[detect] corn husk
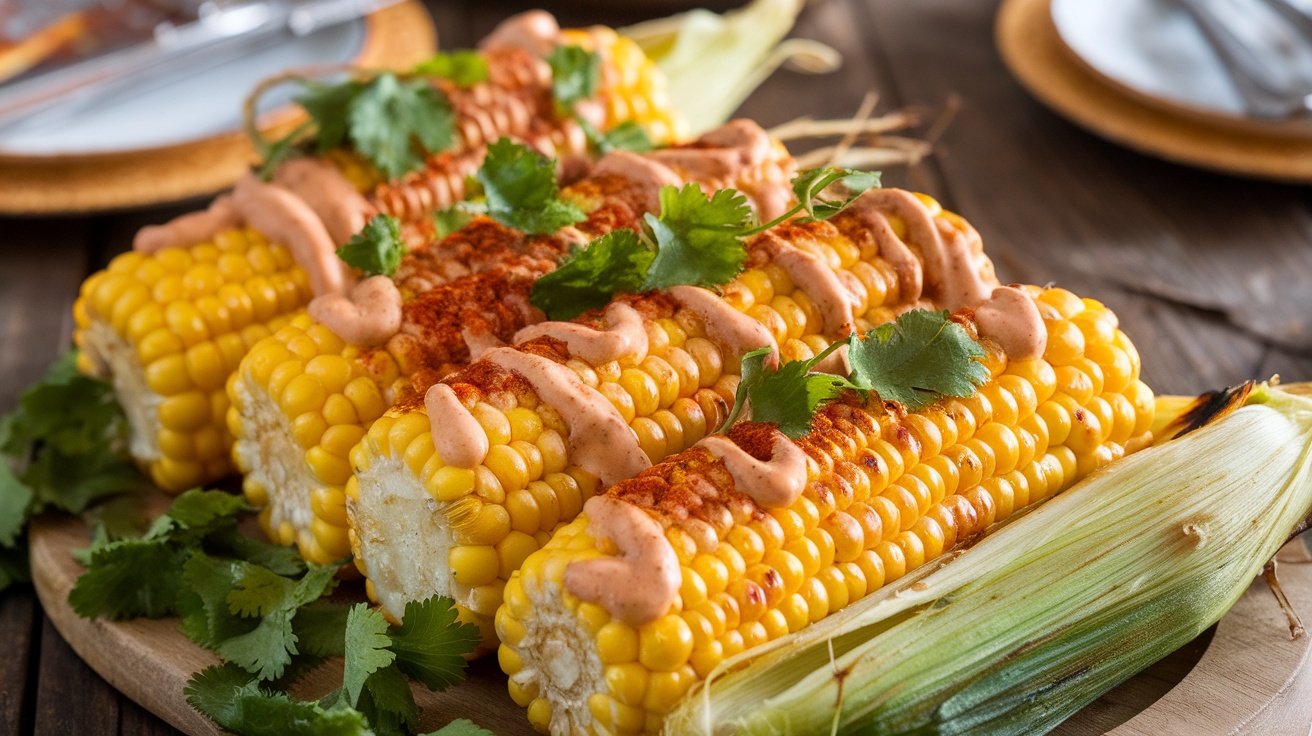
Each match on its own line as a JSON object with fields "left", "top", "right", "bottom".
{"left": 666, "top": 383, "right": 1312, "bottom": 736}
{"left": 621, "top": 0, "right": 840, "bottom": 135}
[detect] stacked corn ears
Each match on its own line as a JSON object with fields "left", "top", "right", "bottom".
{"left": 494, "top": 289, "right": 1154, "bottom": 734}
{"left": 72, "top": 12, "right": 687, "bottom": 493}
{"left": 344, "top": 188, "right": 1001, "bottom": 645}
{"left": 229, "top": 121, "right": 796, "bottom": 565}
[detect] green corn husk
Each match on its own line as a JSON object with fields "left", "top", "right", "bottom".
{"left": 666, "top": 382, "right": 1312, "bottom": 736}
{"left": 621, "top": 0, "right": 840, "bottom": 135}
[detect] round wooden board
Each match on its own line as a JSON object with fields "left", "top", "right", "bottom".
{"left": 995, "top": 0, "right": 1312, "bottom": 183}
{"left": 0, "top": 2, "right": 436, "bottom": 216}
{"left": 28, "top": 510, "right": 1312, "bottom": 735}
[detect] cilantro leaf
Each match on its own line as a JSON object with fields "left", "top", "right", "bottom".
{"left": 67, "top": 536, "right": 189, "bottom": 619}
{"left": 296, "top": 80, "right": 364, "bottom": 154}
{"left": 530, "top": 230, "right": 653, "bottom": 320}
{"left": 349, "top": 73, "right": 456, "bottom": 180}
{"left": 388, "top": 595, "right": 480, "bottom": 691}
{"left": 581, "top": 119, "right": 654, "bottom": 155}
{"left": 179, "top": 550, "right": 339, "bottom": 681}
{"left": 432, "top": 206, "right": 478, "bottom": 240}
{"left": 292, "top": 600, "right": 352, "bottom": 658}
{"left": 726, "top": 346, "right": 857, "bottom": 439}
{"left": 165, "top": 488, "right": 249, "bottom": 529}
{"left": 0, "top": 463, "right": 32, "bottom": 548}
{"left": 185, "top": 664, "right": 372, "bottom": 736}
{"left": 358, "top": 665, "right": 420, "bottom": 736}
{"left": 547, "top": 45, "right": 600, "bottom": 109}
{"left": 424, "top": 720, "right": 496, "bottom": 736}
{"left": 641, "top": 184, "right": 752, "bottom": 291}
{"left": 344, "top": 603, "right": 396, "bottom": 706}
{"left": 476, "top": 138, "right": 586, "bottom": 234}
{"left": 412, "top": 51, "right": 489, "bottom": 88}
{"left": 847, "top": 309, "right": 989, "bottom": 410}
{"left": 337, "top": 215, "right": 406, "bottom": 278}
{"left": 790, "top": 166, "right": 881, "bottom": 222}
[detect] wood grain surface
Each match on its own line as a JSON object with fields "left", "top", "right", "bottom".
{"left": 5, "top": 0, "right": 1312, "bottom": 734}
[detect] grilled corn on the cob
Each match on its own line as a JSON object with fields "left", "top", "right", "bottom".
{"left": 75, "top": 14, "right": 691, "bottom": 492}
{"left": 495, "top": 285, "right": 1154, "bottom": 735}
{"left": 344, "top": 188, "right": 996, "bottom": 646}
{"left": 230, "top": 122, "right": 796, "bottom": 565}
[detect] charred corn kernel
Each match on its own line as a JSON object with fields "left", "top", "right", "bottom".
{"left": 498, "top": 286, "right": 1154, "bottom": 734}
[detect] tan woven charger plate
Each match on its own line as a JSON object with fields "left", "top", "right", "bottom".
{"left": 996, "top": 0, "right": 1312, "bottom": 183}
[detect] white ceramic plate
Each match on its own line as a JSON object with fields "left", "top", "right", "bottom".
{"left": 1050, "top": 0, "right": 1312, "bottom": 130}
{"left": 0, "top": 19, "right": 365, "bottom": 157}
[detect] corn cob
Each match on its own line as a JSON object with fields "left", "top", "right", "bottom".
{"left": 667, "top": 383, "right": 1295, "bottom": 735}
{"left": 75, "top": 17, "right": 691, "bottom": 493}
{"left": 74, "top": 230, "right": 312, "bottom": 490}
{"left": 344, "top": 188, "right": 992, "bottom": 647}
{"left": 494, "top": 285, "right": 1154, "bottom": 735}
{"left": 230, "top": 123, "right": 797, "bottom": 566}
{"left": 335, "top": 15, "right": 684, "bottom": 240}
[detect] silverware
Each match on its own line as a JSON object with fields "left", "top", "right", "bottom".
{"left": 1172, "top": 0, "right": 1312, "bottom": 119}
{"left": 0, "top": 0, "right": 401, "bottom": 135}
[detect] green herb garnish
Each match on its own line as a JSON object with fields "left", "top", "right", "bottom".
{"left": 411, "top": 51, "right": 489, "bottom": 88}
{"left": 528, "top": 165, "right": 880, "bottom": 322}
{"left": 337, "top": 214, "right": 406, "bottom": 277}
{"left": 724, "top": 310, "right": 989, "bottom": 438}
{"left": 581, "top": 119, "right": 654, "bottom": 155}
{"left": 547, "top": 45, "right": 601, "bottom": 110}
{"left": 477, "top": 138, "right": 587, "bottom": 234}
{"left": 0, "top": 351, "right": 150, "bottom": 592}
{"left": 262, "top": 72, "right": 456, "bottom": 181}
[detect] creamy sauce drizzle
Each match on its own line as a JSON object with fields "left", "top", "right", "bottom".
{"left": 485, "top": 347, "right": 650, "bottom": 485}
{"left": 845, "top": 188, "right": 1046, "bottom": 360}
{"left": 512, "top": 302, "right": 649, "bottom": 365}
{"left": 773, "top": 246, "right": 856, "bottom": 336}
{"left": 462, "top": 327, "right": 507, "bottom": 362}
{"left": 698, "top": 432, "right": 809, "bottom": 509}
{"left": 134, "top": 174, "right": 348, "bottom": 297}
{"left": 591, "top": 151, "right": 683, "bottom": 216}
{"left": 307, "top": 275, "right": 403, "bottom": 348}
{"left": 272, "top": 158, "right": 373, "bottom": 246}
{"left": 231, "top": 175, "right": 347, "bottom": 296}
{"left": 478, "top": 10, "right": 560, "bottom": 57}
{"left": 134, "top": 196, "right": 240, "bottom": 254}
{"left": 563, "top": 496, "right": 681, "bottom": 626}
{"left": 425, "top": 384, "right": 490, "bottom": 469}
{"left": 668, "top": 285, "right": 778, "bottom": 366}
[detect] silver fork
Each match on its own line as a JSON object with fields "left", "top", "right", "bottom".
{"left": 1172, "top": 0, "right": 1312, "bottom": 119}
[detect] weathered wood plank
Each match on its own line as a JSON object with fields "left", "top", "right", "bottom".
{"left": 32, "top": 616, "right": 122, "bottom": 735}
{"left": 857, "top": 0, "right": 1293, "bottom": 394}
{"left": 0, "top": 589, "right": 37, "bottom": 735}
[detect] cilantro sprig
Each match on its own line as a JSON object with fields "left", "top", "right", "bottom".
{"left": 259, "top": 72, "right": 456, "bottom": 180}
{"left": 337, "top": 214, "right": 406, "bottom": 278}
{"left": 434, "top": 138, "right": 586, "bottom": 236}
{"left": 724, "top": 310, "right": 990, "bottom": 438}
{"left": 0, "top": 351, "right": 150, "bottom": 592}
{"left": 547, "top": 45, "right": 601, "bottom": 111}
{"left": 529, "top": 165, "right": 881, "bottom": 322}
{"left": 530, "top": 184, "right": 752, "bottom": 321}
{"left": 71, "top": 489, "right": 485, "bottom": 735}
{"left": 411, "top": 51, "right": 489, "bottom": 88}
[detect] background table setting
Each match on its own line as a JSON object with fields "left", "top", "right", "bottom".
{"left": 4, "top": 0, "right": 1312, "bottom": 733}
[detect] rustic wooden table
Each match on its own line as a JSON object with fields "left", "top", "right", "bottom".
{"left": 4, "top": 0, "right": 1312, "bottom": 733}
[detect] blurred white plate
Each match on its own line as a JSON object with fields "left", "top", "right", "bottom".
{"left": 0, "top": 2, "right": 434, "bottom": 214}
{"left": 0, "top": 20, "right": 365, "bottom": 157}
{"left": 1050, "top": 0, "right": 1312, "bottom": 134}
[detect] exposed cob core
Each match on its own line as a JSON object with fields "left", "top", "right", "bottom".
{"left": 344, "top": 189, "right": 996, "bottom": 649}
{"left": 494, "top": 284, "right": 1153, "bottom": 735}
{"left": 74, "top": 229, "right": 312, "bottom": 490}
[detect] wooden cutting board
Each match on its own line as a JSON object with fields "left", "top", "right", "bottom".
{"left": 29, "top": 511, "right": 1312, "bottom": 735}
